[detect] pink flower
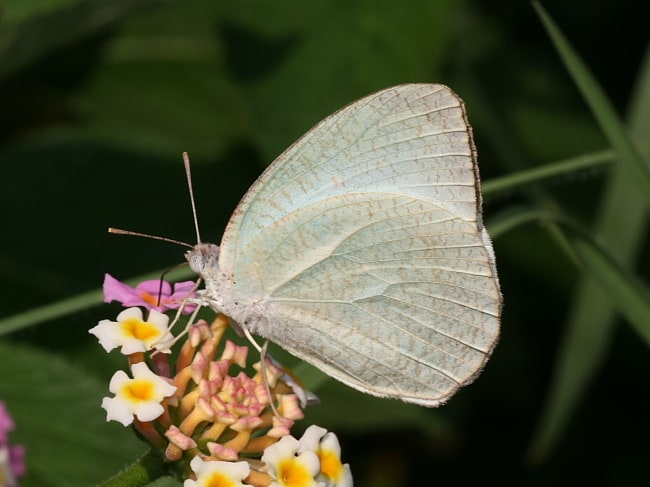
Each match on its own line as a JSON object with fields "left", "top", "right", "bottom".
{"left": 103, "top": 274, "right": 197, "bottom": 314}
{"left": 0, "top": 401, "right": 26, "bottom": 482}
{"left": 8, "top": 444, "right": 26, "bottom": 477}
{"left": 0, "top": 402, "right": 14, "bottom": 443}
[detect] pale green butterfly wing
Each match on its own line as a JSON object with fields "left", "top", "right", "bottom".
{"left": 213, "top": 84, "right": 500, "bottom": 406}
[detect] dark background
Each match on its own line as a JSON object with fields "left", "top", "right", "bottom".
{"left": 0, "top": 1, "right": 648, "bottom": 486}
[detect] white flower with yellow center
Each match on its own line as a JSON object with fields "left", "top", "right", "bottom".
{"left": 298, "top": 426, "right": 352, "bottom": 487}
{"left": 262, "top": 435, "right": 320, "bottom": 487}
{"left": 102, "top": 362, "right": 177, "bottom": 426}
{"left": 89, "top": 307, "right": 173, "bottom": 354}
{"left": 183, "top": 456, "right": 250, "bottom": 487}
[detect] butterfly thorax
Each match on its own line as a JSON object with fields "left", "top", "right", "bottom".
{"left": 185, "top": 242, "right": 270, "bottom": 337}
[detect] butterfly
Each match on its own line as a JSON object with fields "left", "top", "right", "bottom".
{"left": 185, "top": 84, "right": 501, "bottom": 407}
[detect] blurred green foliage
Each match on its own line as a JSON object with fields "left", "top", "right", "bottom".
{"left": 0, "top": 1, "right": 648, "bottom": 486}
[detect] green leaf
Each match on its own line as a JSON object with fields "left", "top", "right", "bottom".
{"left": 97, "top": 450, "right": 170, "bottom": 487}
{"left": 77, "top": 61, "right": 247, "bottom": 159}
{"left": 0, "top": 341, "right": 148, "bottom": 486}
{"left": 220, "top": 0, "right": 460, "bottom": 161}
{"left": 0, "top": 0, "right": 168, "bottom": 79}
{"left": 1, "top": 0, "right": 84, "bottom": 25}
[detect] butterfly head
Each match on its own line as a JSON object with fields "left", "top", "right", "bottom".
{"left": 185, "top": 243, "right": 220, "bottom": 277}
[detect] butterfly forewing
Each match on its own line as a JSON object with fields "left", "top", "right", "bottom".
{"left": 210, "top": 83, "right": 500, "bottom": 406}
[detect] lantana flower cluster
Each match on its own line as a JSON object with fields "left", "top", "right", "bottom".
{"left": 0, "top": 401, "right": 26, "bottom": 487}
{"left": 89, "top": 274, "right": 352, "bottom": 487}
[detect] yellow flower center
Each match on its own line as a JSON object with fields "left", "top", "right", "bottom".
{"left": 278, "top": 458, "right": 312, "bottom": 487}
{"left": 203, "top": 472, "right": 238, "bottom": 487}
{"left": 123, "top": 379, "right": 155, "bottom": 402}
{"left": 319, "top": 449, "right": 343, "bottom": 481}
{"left": 121, "top": 317, "right": 160, "bottom": 341}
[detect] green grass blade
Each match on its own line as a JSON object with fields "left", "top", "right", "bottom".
{"left": 484, "top": 206, "right": 551, "bottom": 240}
{"left": 0, "top": 267, "right": 194, "bottom": 336}
{"left": 533, "top": 1, "right": 650, "bottom": 203}
{"left": 482, "top": 150, "right": 613, "bottom": 196}
{"left": 527, "top": 18, "right": 650, "bottom": 459}
{"left": 7, "top": 147, "right": 616, "bottom": 339}
{"left": 527, "top": 177, "right": 650, "bottom": 447}
{"left": 562, "top": 225, "right": 650, "bottom": 345}
{"left": 0, "top": 288, "right": 104, "bottom": 336}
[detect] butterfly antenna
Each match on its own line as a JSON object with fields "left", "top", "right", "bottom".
{"left": 108, "top": 228, "right": 194, "bottom": 248}
{"left": 182, "top": 152, "right": 202, "bottom": 244}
